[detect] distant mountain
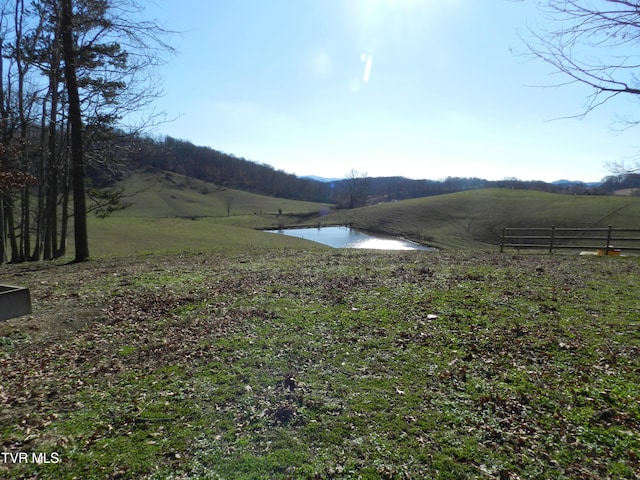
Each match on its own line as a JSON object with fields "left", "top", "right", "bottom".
{"left": 552, "top": 179, "right": 601, "bottom": 187}
{"left": 301, "top": 175, "right": 343, "bottom": 183}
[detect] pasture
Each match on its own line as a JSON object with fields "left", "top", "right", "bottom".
{"left": 89, "top": 171, "right": 640, "bottom": 254}
{"left": 1, "top": 178, "right": 638, "bottom": 478}
{"left": 91, "top": 173, "right": 640, "bottom": 256}
{"left": 318, "top": 189, "right": 640, "bottom": 250}
{"left": 1, "top": 248, "right": 638, "bottom": 479}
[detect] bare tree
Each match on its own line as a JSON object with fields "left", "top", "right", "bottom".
{"left": 0, "top": 0, "right": 175, "bottom": 263}
{"left": 344, "top": 169, "right": 369, "bottom": 209}
{"left": 224, "top": 193, "right": 233, "bottom": 217}
{"left": 523, "top": 0, "right": 640, "bottom": 173}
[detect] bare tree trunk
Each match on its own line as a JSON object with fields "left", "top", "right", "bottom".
{"left": 43, "top": 38, "right": 62, "bottom": 260}
{"left": 4, "top": 197, "right": 19, "bottom": 262}
{"left": 31, "top": 91, "right": 51, "bottom": 261}
{"left": 0, "top": 195, "right": 5, "bottom": 263}
{"left": 15, "top": 0, "right": 29, "bottom": 261}
{"left": 20, "top": 184, "right": 29, "bottom": 260}
{"left": 0, "top": 29, "right": 6, "bottom": 263}
{"left": 61, "top": 0, "right": 89, "bottom": 262}
{"left": 57, "top": 147, "right": 70, "bottom": 258}
{"left": 55, "top": 121, "right": 71, "bottom": 259}
{"left": 43, "top": 101, "right": 59, "bottom": 260}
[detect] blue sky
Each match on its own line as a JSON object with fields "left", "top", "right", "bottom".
{"left": 143, "top": 0, "right": 640, "bottom": 182}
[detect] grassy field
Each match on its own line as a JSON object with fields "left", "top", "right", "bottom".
{"left": 97, "top": 171, "right": 640, "bottom": 254}
{"left": 314, "top": 189, "right": 640, "bottom": 250}
{"left": 115, "top": 170, "right": 330, "bottom": 219}
{"left": 86, "top": 216, "right": 328, "bottom": 257}
{"left": 2, "top": 179, "right": 638, "bottom": 478}
{"left": 1, "top": 248, "right": 638, "bottom": 479}
{"left": 78, "top": 169, "right": 333, "bottom": 257}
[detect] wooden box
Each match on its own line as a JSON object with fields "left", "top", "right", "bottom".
{"left": 0, "top": 284, "right": 32, "bottom": 321}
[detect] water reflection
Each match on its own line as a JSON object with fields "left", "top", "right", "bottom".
{"left": 266, "top": 226, "right": 433, "bottom": 251}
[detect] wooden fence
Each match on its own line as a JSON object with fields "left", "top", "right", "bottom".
{"left": 500, "top": 225, "right": 640, "bottom": 254}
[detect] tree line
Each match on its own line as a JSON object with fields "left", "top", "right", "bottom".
{"left": 131, "top": 136, "right": 333, "bottom": 203}
{"left": 128, "top": 136, "right": 616, "bottom": 207}
{"left": 0, "top": 0, "right": 170, "bottom": 263}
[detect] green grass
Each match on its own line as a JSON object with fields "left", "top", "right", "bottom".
{"left": 115, "top": 169, "right": 330, "bottom": 218}
{"left": 86, "top": 216, "right": 328, "bottom": 257}
{"left": 85, "top": 183, "right": 640, "bottom": 259}
{"left": 95, "top": 172, "right": 640, "bottom": 255}
{"left": 5, "top": 178, "right": 640, "bottom": 477}
{"left": 1, "top": 249, "right": 638, "bottom": 479}
{"left": 315, "top": 189, "right": 640, "bottom": 249}
{"left": 78, "top": 169, "right": 334, "bottom": 258}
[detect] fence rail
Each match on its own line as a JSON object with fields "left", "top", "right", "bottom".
{"left": 500, "top": 225, "right": 640, "bottom": 254}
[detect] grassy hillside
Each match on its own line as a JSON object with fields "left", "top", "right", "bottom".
{"left": 79, "top": 170, "right": 334, "bottom": 257}
{"left": 115, "top": 169, "right": 331, "bottom": 218}
{"left": 87, "top": 182, "right": 640, "bottom": 256}
{"left": 1, "top": 249, "right": 638, "bottom": 479}
{"left": 314, "top": 189, "right": 640, "bottom": 249}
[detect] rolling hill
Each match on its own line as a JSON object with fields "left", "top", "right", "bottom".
{"left": 312, "top": 188, "right": 640, "bottom": 249}
{"left": 114, "top": 168, "right": 331, "bottom": 218}
{"left": 88, "top": 170, "right": 640, "bottom": 255}
{"left": 82, "top": 169, "right": 332, "bottom": 257}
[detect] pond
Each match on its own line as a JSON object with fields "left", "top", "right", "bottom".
{"left": 266, "top": 226, "right": 434, "bottom": 250}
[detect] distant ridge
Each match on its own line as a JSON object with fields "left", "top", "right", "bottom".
{"left": 301, "top": 175, "right": 342, "bottom": 183}
{"left": 552, "top": 179, "right": 601, "bottom": 187}
{"left": 305, "top": 174, "right": 603, "bottom": 188}
{"left": 118, "top": 136, "right": 635, "bottom": 206}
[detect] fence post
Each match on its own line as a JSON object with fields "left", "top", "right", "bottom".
{"left": 500, "top": 226, "right": 505, "bottom": 253}
{"left": 549, "top": 225, "right": 556, "bottom": 254}
{"left": 606, "top": 225, "right": 613, "bottom": 254}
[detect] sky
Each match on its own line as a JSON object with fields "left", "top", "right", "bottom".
{"left": 137, "top": 0, "right": 640, "bottom": 183}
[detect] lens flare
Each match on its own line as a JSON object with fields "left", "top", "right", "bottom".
{"left": 361, "top": 53, "right": 373, "bottom": 83}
